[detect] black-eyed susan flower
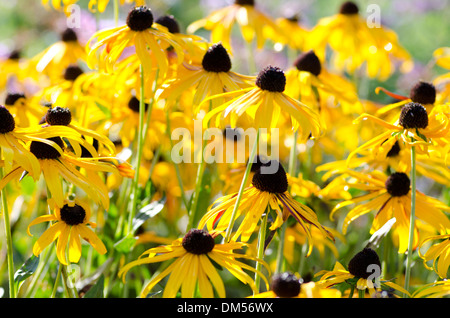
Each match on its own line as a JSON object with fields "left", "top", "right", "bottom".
{"left": 157, "top": 43, "right": 254, "bottom": 110}
{"left": 187, "top": 0, "right": 283, "bottom": 52}
{"left": 31, "top": 28, "right": 86, "bottom": 82}
{"left": 374, "top": 81, "right": 438, "bottom": 121}
{"left": 27, "top": 199, "right": 106, "bottom": 265}
{"left": 0, "top": 130, "right": 118, "bottom": 209}
{"left": 349, "top": 102, "right": 450, "bottom": 162}
{"left": 317, "top": 138, "right": 450, "bottom": 187}
{"left": 329, "top": 170, "right": 450, "bottom": 253}
{"left": 0, "top": 105, "right": 79, "bottom": 177}
{"left": 315, "top": 247, "right": 409, "bottom": 297}
{"left": 200, "top": 65, "right": 323, "bottom": 141}
{"left": 4, "top": 92, "right": 47, "bottom": 127}
{"left": 270, "top": 15, "right": 310, "bottom": 52}
{"left": 86, "top": 6, "right": 185, "bottom": 79}
{"left": 118, "top": 228, "right": 270, "bottom": 298}
{"left": 284, "top": 50, "right": 362, "bottom": 117}
{"left": 250, "top": 272, "right": 341, "bottom": 298}
{"left": 43, "top": 106, "right": 116, "bottom": 158}
{"left": 418, "top": 234, "right": 450, "bottom": 279}
{"left": 198, "top": 160, "right": 334, "bottom": 255}
{"left": 309, "top": 1, "right": 412, "bottom": 80}
{"left": 0, "top": 50, "right": 31, "bottom": 90}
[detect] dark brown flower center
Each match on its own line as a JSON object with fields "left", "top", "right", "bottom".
{"left": 8, "top": 50, "right": 21, "bottom": 60}
{"left": 271, "top": 272, "right": 301, "bottom": 298}
{"left": 385, "top": 172, "right": 410, "bottom": 197}
{"left": 348, "top": 248, "right": 381, "bottom": 279}
{"left": 29, "top": 137, "right": 65, "bottom": 160}
{"left": 60, "top": 203, "right": 86, "bottom": 225}
{"left": 64, "top": 65, "right": 84, "bottom": 81}
{"left": 202, "top": 43, "right": 232, "bottom": 73}
{"left": 0, "top": 105, "right": 16, "bottom": 134}
{"left": 252, "top": 160, "right": 288, "bottom": 193}
{"left": 5, "top": 92, "right": 25, "bottom": 106}
{"left": 223, "top": 126, "right": 242, "bottom": 141}
{"left": 293, "top": 50, "right": 321, "bottom": 76}
{"left": 155, "top": 15, "right": 180, "bottom": 34}
{"left": 127, "top": 96, "right": 149, "bottom": 113}
{"left": 256, "top": 66, "right": 286, "bottom": 92}
{"left": 61, "top": 28, "right": 78, "bottom": 42}
{"left": 182, "top": 229, "right": 215, "bottom": 255}
{"left": 45, "top": 106, "right": 72, "bottom": 126}
{"left": 399, "top": 102, "right": 428, "bottom": 129}
{"left": 409, "top": 81, "right": 436, "bottom": 105}
{"left": 126, "top": 6, "right": 154, "bottom": 32}
{"left": 235, "top": 0, "right": 254, "bottom": 6}
{"left": 339, "top": 1, "right": 359, "bottom": 14}
{"left": 386, "top": 140, "right": 401, "bottom": 158}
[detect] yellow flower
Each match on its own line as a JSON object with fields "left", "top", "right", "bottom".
{"left": 200, "top": 66, "right": 323, "bottom": 141}
{"left": 27, "top": 199, "right": 106, "bottom": 265}
{"left": 349, "top": 102, "right": 450, "bottom": 163}
{"left": 31, "top": 28, "right": 86, "bottom": 82}
{"left": 374, "top": 81, "right": 437, "bottom": 121}
{"left": 4, "top": 92, "right": 47, "bottom": 128}
{"left": 0, "top": 131, "right": 119, "bottom": 209}
{"left": 317, "top": 139, "right": 450, "bottom": 187}
{"left": 433, "top": 47, "right": 450, "bottom": 104}
{"left": 86, "top": 6, "right": 185, "bottom": 80}
{"left": 187, "top": 0, "right": 283, "bottom": 52}
{"left": 157, "top": 43, "right": 254, "bottom": 110}
{"left": 418, "top": 233, "right": 450, "bottom": 279}
{"left": 329, "top": 170, "right": 450, "bottom": 253}
{"left": 118, "top": 229, "right": 270, "bottom": 298}
{"left": 0, "top": 50, "right": 31, "bottom": 90}
{"left": 250, "top": 272, "right": 341, "bottom": 298}
{"left": 411, "top": 280, "right": 450, "bottom": 298}
{"left": 41, "top": 0, "right": 145, "bottom": 14}
{"left": 198, "top": 160, "right": 333, "bottom": 255}
{"left": 270, "top": 15, "right": 310, "bottom": 52}
{"left": 284, "top": 50, "right": 362, "bottom": 117}
{"left": 0, "top": 105, "right": 79, "bottom": 177}
{"left": 309, "top": 1, "right": 412, "bottom": 80}
{"left": 315, "top": 248, "right": 410, "bottom": 297}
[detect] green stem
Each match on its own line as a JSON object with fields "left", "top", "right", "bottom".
{"left": 61, "top": 263, "right": 78, "bottom": 298}
{"left": 187, "top": 101, "right": 213, "bottom": 230}
{"left": 358, "top": 289, "right": 365, "bottom": 298}
{"left": 113, "top": 0, "right": 119, "bottom": 27}
{"left": 246, "top": 40, "right": 256, "bottom": 75}
{"left": 254, "top": 210, "right": 268, "bottom": 294}
{"left": 348, "top": 284, "right": 355, "bottom": 298}
{"left": 275, "top": 131, "right": 299, "bottom": 274}
{"left": 128, "top": 64, "right": 147, "bottom": 234}
{"left": 51, "top": 263, "right": 63, "bottom": 298}
{"left": 223, "top": 129, "right": 260, "bottom": 243}
{"left": 165, "top": 110, "right": 189, "bottom": 211}
{"left": 404, "top": 145, "right": 416, "bottom": 295}
{"left": 0, "top": 149, "right": 16, "bottom": 298}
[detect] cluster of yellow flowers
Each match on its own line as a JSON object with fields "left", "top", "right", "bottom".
{"left": 1, "top": 0, "right": 450, "bottom": 299}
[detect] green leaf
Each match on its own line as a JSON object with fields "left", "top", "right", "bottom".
{"left": 14, "top": 255, "right": 39, "bottom": 286}
{"left": 114, "top": 233, "right": 138, "bottom": 253}
{"left": 132, "top": 195, "right": 166, "bottom": 232}
{"left": 83, "top": 275, "right": 105, "bottom": 298}
{"left": 95, "top": 100, "right": 111, "bottom": 119}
